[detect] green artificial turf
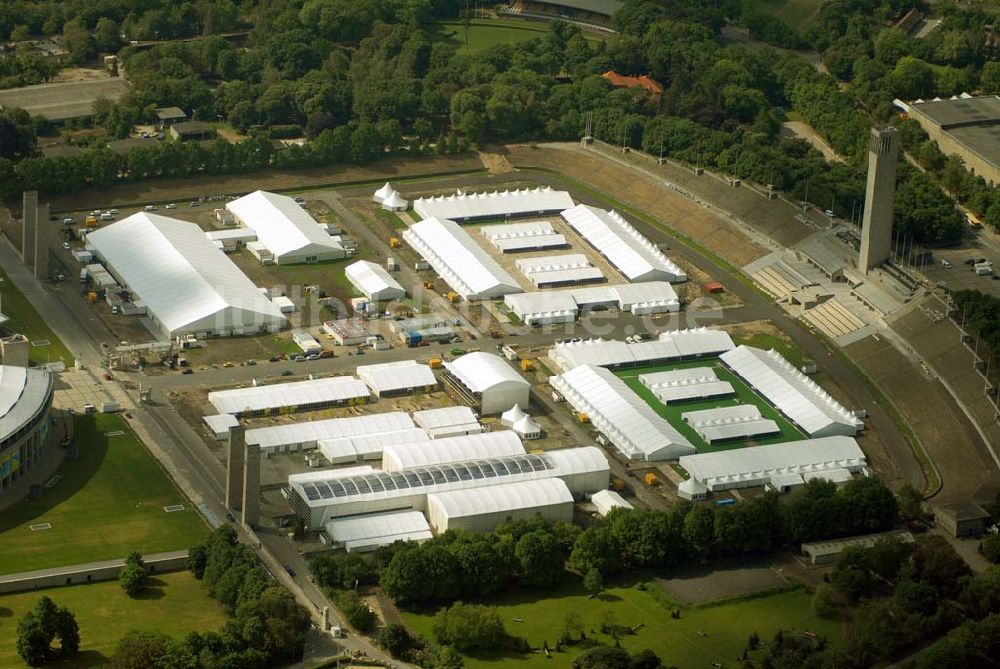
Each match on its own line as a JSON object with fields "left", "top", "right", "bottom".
{"left": 0, "top": 414, "right": 207, "bottom": 575}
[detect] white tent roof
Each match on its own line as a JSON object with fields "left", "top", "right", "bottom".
{"left": 551, "top": 365, "right": 695, "bottom": 461}
{"left": 413, "top": 187, "right": 574, "bottom": 221}
{"left": 344, "top": 260, "right": 405, "bottom": 300}
{"left": 319, "top": 428, "right": 430, "bottom": 463}
{"left": 551, "top": 328, "right": 735, "bottom": 371}
{"left": 516, "top": 253, "right": 591, "bottom": 273}
{"left": 512, "top": 415, "right": 541, "bottom": 436}
{"left": 501, "top": 404, "right": 528, "bottom": 425}
{"left": 426, "top": 478, "right": 573, "bottom": 519}
{"left": 679, "top": 436, "right": 867, "bottom": 487}
{"left": 245, "top": 411, "right": 413, "bottom": 450}
{"left": 720, "top": 346, "right": 862, "bottom": 437}
{"left": 203, "top": 413, "right": 239, "bottom": 435}
{"left": 561, "top": 204, "right": 686, "bottom": 283}
{"left": 412, "top": 406, "right": 479, "bottom": 431}
{"left": 209, "top": 376, "right": 371, "bottom": 415}
{"left": 591, "top": 489, "right": 634, "bottom": 515}
{"left": 226, "top": 190, "right": 344, "bottom": 258}
{"left": 289, "top": 465, "right": 375, "bottom": 485}
{"left": 382, "top": 191, "right": 408, "bottom": 210}
{"left": 681, "top": 405, "right": 779, "bottom": 443}
{"left": 86, "top": 213, "right": 285, "bottom": 336}
{"left": 357, "top": 360, "right": 436, "bottom": 394}
{"left": 381, "top": 431, "right": 526, "bottom": 471}
{"left": 402, "top": 217, "right": 521, "bottom": 299}
{"left": 444, "top": 352, "right": 529, "bottom": 394}
{"left": 325, "top": 510, "right": 432, "bottom": 550}
{"left": 373, "top": 182, "right": 396, "bottom": 203}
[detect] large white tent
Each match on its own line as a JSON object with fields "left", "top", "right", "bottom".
{"left": 720, "top": 346, "right": 862, "bottom": 437}
{"left": 591, "top": 489, "right": 634, "bottom": 516}
{"left": 344, "top": 260, "right": 405, "bottom": 302}
{"left": 287, "top": 446, "right": 609, "bottom": 527}
{"left": 504, "top": 282, "right": 680, "bottom": 325}
{"left": 356, "top": 360, "right": 437, "bottom": 397}
{"left": 443, "top": 352, "right": 530, "bottom": 414}
{"left": 681, "top": 405, "right": 780, "bottom": 444}
{"left": 561, "top": 204, "right": 686, "bottom": 283}
{"left": 209, "top": 376, "right": 371, "bottom": 417}
{"left": 426, "top": 478, "right": 574, "bottom": 533}
{"left": 381, "top": 431, "right": 526, "bottom": 471}
{"left": 481, "top": 221, "right": 568, "bottom": 253}
{"left": 413, "top": 187, "right": 574, "bottom": 222}
{"left": 550, "top": 328, "right": 736, "bottom": 371}
{"left": 319, "top": 428, "right": 431, "bottom": 464}
{"left": 402, "top": 217, "right": 522, "bottom": 300}
{"left": 678, "top": 436, "right": 867, "bottom": 498}
{"left": 411, "top": 406, "right": 482, "bottom": 438}
{"left": 86, "top": 213, "right": 285, "bottom": 338}
{"left": 226, "top": 190, "right": 344, "bottom": 264}
{"left": 639, "top": 367, "right": 736, "bottom": 405}
{"left": 324, "top": 510, "right": 432, "bottom": 552}
{"left": 244, "top": 411, "right": 412, "bottom": 452}
{"left": 551, "top": 364, "right": 695, "bottom": 461}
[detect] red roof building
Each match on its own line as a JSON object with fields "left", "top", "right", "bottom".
{"left": 602, "top": 71, "right": 664, "bottom": 97}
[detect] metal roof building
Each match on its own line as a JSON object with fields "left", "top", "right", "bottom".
{"left": 0, "top": 365, "right": 54, "bottom": 487}
{"left": 324, "top": 510, "right": 433, "bottom": 552}
{"left": 481, "top": 221, "right": 568, "bottom": 253}
{"left": 591, "top": 489, "right": 634, "bottom": 516}
{"left": 562, "top": 204, "right": 686, "bottom": 283}
{"left": 203, "top": 413, "right": 240, "bottom": 440}
{"left": 801, "top": 530, "right": 914, "bottom": 565}
{"left": 381, "top": 431, "right": 526, "bottom": 471}
{"left": 677, "top": 436, "right": 867, "bottom": 498}
{"left": 681, "top": 405, "right": 780, "bottom": 444}
{"left": 443, "top": 352, "right": 531, "bottom": 414}
{"left": 344, "top": 260, "right": 405, "bottom": 302}
{"left": 86, "top": 213, "right": 286, "bottom": 339}
{"left": 639, "top": 367, "right": 736, "bottom": 404}
{"left": 356, "top": 360, "right": 437, "bottom": 397}
{"left": 245, "top": 411, "right": 412, "bottom": 453}
{"left": 320, "top": 428, "right": 430, "bottom": 464}
{"left": 426, "top": 478, "right": 574, "bottom": 533}
{"left": 402, "top": 218, "right": 522, "bottom": 300}
{"left": 209, "top": 376, "right": 371, "bottom": 417}
{"left": 551, "top": 364, "right": 695, "bottom": 461}
{"left": 225, "top": 190, "right": 345, "bottom": 264}
{"left": 287, "top": 446, "right": 609, "bottom": 527}
{"left": 412, "top": 406, "right": 483, "bottom": 438}
{"left": 550, "top": 328, "right": 736, "bottom": 371}
{"left": 413, "top": 187, "right": 574, "bottom": 222}
{"left": 720, "top": 346, "right": 862, "bottom": 437}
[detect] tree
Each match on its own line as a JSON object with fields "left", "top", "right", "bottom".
{"left": 682, "top": 505, "right": 715, "bottom": 558}
{"left": 515, "top": 530, "right": 565, "bottom": 586}
{"left": 572, "top": 646, "right": 631, "bottom": 669}
{"left": 811, "top": 584, "right": 841, "bottom": 618}
{"left": 561, "top": 612, "right": 584, "bottom": 643}
{"left": 377, "top": 623, "right": 413, "bottom": 657}
{"left": 893, "top": 579, "right": 939, "bottom": 617}
{"left": 16, "top": 596, "right": 80, "bottom": 666}
{"left": 110, "top": 631, "right": 172, "bottom": 669}
{"left": 897, "top": 483, "right": 924, "bottom": 521}
{"left": 983, "top": 534, "right": 1000, "bottom": 565}
{"left": 337, "top": 591, "right": 376, "bottom": 633}
{"left": 187, "top": 544, "right": 208, "bottom": 579}
{"left": 432, "top": 603, "right": 506, "bottom": 652}
{"left": 94, "top": 18, "right": 121, "bottom": 53}
{"left": 584, "top": 567, "right": 604, "bottom": 596}
{"left": 118, "top": 552, "right": 147, "bottom": 597}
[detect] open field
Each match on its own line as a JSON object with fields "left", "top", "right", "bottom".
{"left": 403, "top": 580, "right": 842, "bottom": 669}
{"left": 0, "top": 571, "right": 226, "bottom": 668}
{"left": 615, "top": 359, "right": 806, "bottom": 452}
{"left": 432, "top": 19, "right": 604, "bottom": 53}
{"left": 0, "top": 414, "right": 206, "bottom": 575}
{"left": 0, "top": 266, "right": 74, "bottom": 367}
{"left": 748, "top": 0, "right": 825, "bottom": 31}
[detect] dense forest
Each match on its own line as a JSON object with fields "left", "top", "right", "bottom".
{"left": 0, "top": 0, "right": 997, "bottom": 243}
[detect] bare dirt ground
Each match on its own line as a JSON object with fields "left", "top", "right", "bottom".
{"left": 51, "top": 66, "right": 114, "bottom": 83}
{"left": 45, "top": 154, "right": 484, "bottom": 211}
{"left": 781, "top": 122, "right": 845, "bottom": 163}
{"left": 504, "top": 144, "right": 771, "bottom": 267}
{"left": 846, "top": 332, "right": 998, "bottom": 503}
{"left": 479, "top": 149, "right": 515, "bottom": 174}
{"left": 657, "top": 556, "right": 791, "bottom": 605}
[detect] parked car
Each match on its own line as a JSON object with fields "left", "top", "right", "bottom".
{"left": 62, "top": 241, "right": 71, "bottom": 250}
{"left": 181, "top": 368, "right": 194, "bottom": 375}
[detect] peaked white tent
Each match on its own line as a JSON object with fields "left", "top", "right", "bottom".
{"left": 501, "top": 404, "right": 528, "bottom": 428}
{"left": 226, "top": 190, "right": 345, "bottom": 264}
{"left": 382, "top": 191, "right": 408, "bottom": 212}
{"left": 512, "top": 415, "right": 541, "bottom": 440}
{"left": 373, "top": 182, "right": 396, "bottom": 203}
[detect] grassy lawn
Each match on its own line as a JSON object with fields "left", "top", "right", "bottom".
{"left": 373, "top": 207, "right": 407, "bottom": 230}
{"left": 0, "top": 266, "right": 74, "bottom": 367}
{"left": 747, "top": 0, "right": 825, "bottom": 31}
{"left": 0, "top": 414, "right": 207, "bottom": 575}
{"left": 0, "top": 571, "right": 227, "bottom": 668}
{"left": 614, "top": 360, "right": 806, "bottom": 453}
{"left": 432, "top": 19, "right": 604, "bottom": 53}
{"left": 403, "top": 580, "right": 842, "bottom": 669}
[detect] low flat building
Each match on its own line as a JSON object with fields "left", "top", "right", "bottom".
{"left": 356, "top": 360, "right": 437, "bottom": 397}
{"left": 169, "top": 121, "right": 216, "bottom": 142}
{"left": 907, "top": 95, "right": 1000, "bottom": 186}
{"left": 934, "top": 501, "right": 990, "bottom": 538}
{"left": 801, "top": 530, "right": 914, "bottom": 565}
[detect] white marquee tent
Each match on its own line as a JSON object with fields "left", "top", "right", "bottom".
{"left": 209, "top": 376, "right": 371, "bottom": 417}
{"left": 243, "top": 411, "right": 413, "bottom": 452}
{"left": 443, "top": 352, "right": 530, "bottom": 414}
{"left": 413, "top": 187, "right": 574, "bottom": 222}
{"left": 426, "top": 478, "right": 574, "bottom": 533}
{"left": 381, "top": 431, "right": 526, "bottom": 471}
{"left": 226, "top": 190, "right": 344, "bottom": 264}
{"left": 344, "top": 260, "right": 405, "bottom": 302}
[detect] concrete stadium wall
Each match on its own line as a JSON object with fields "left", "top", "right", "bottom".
{"left": 0, "top": 549, "right": 189, "bottom": 594}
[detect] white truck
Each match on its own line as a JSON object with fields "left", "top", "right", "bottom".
{"left": 975, "top": 262, "right": 994, "bottom": 276}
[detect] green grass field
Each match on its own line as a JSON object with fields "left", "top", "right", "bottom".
{"left": 614, "top": 359, "right": 806, "bottom": 453}
{"left": 0, "top": 571, "right": 227, "bottom": 668}
{"left": 0, "top": 414, "right": 207, "bottom": 575}
{"left": 403, "top": 581, "right": 842, "bottom": 669}
{"left": 747, "top": 0, "right": 825, "bottom": 31}
{"left": 0, "top": 266, "right": 73, "bottom": 367}
{"left": 432, "top": 19, "right": 604, "bottom": 54}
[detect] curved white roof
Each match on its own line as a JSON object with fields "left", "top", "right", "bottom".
{"left": 244, "top": 410, "right": 410, "bottom": 449}
{"left": 344, "top": 260, "right": 405, "bottom": 301}
{"left": 561, "top": 204, "right": 686, "bottom": 283}
{"left": 86, "top": 213, "right": 285, "bottom": 336}
{"left": 444, "top": 352, "right": 529, "bottom": 394}
{"left": 210, "top": 376, "right": 371, "bottom": 416}
{"left": 413, "top": 187, "right": 574, "bottom": 221}
{"left": 551, "top": 365, "right": 695, "bottom": 461}
{"left": 551, "top": 328, "right": 735, "bottom": 371}
{"left": 373, "top": 182, "right": 396, "bottom": 203}
{"left": 226, "top": 190, "right": 344, "bottom": 259}
{"left": 591, "top": 489, "right": 633, "bottom": 515}
{"left": 357, "top": 360, "right": 435, "bottom": 394}
{"left": 720, "top": 346, "right": 862, "bottom": 437}
{"left": 319, "top": 428, "right": 430, "bottom": 463}
{"left": 381, "top": 431, "right": 526, "bottom": 471}
{"left": 402, "top": 218, "right": 521, "bottom": 299}
{"left": 0, "top": 365, "right": 52, "bottom": 443}
{"left": 325, "top": 510, "right": 432, "bottom": 550}
{"left": 426, "top": 478, "right": 573, "bottom": 519}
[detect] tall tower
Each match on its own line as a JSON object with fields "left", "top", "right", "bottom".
{"left": 21, "top": 191, "right": 37, "bottom": 264}
{"left": 225, "top": 425, "right": 245, "bottom": 512}
{"left": 241, "top": 442, "right": 261, "bottom": 528}
{"left": 34, "top": 202, "right": 49, "bottom": 279}
{"left": 858, "top": 127, "right": 898, "bottom": 274}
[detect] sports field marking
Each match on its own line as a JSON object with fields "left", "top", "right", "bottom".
{"left": 163, "top": 504, "right": 185, "bottom": 513}
{"left": 29, "top": 523, "right": 52, "bottom": 531}
{"left": 104, "top": 430, "right": 124, "bottom": 437}
{"left": 30, "top": 339, "right": 51, "bottom": 347}
{"left": 44, "top": 474, "right": 62, "bottom": 488}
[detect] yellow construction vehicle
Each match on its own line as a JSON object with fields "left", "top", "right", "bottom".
{"left": 428, "top": 357, "right": 443, "bottom": 369}
{"left": 644, "top": 472, "right": 659, "bottom": 486}
{"left": 446, "top": 291, "right": 459, "bottom": 303}
{"left": 423, "top": 281, "right": 434, "bottom": 290}
{"left": 389, "top": 237, "right": 401, "bottom": 248}
{"left": 85, "top": 215, "right": 98, "bottom": 227}
{"left": 576, "top": 412, "right": 590, "bottom": 423}
{"left": 520, "top": 359, "right": 535, "bottom": 371}
{"left": 86, "top": 291, "right": 98, "bottom": 303}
